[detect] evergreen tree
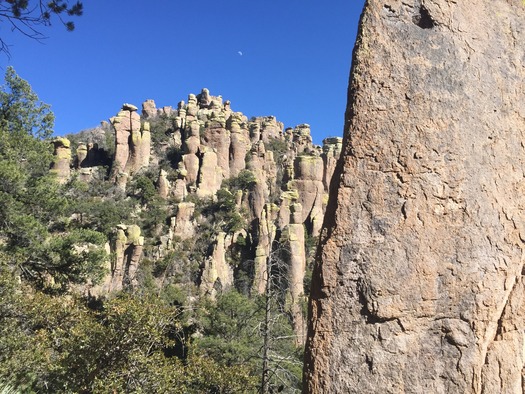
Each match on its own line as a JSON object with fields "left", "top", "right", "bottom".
{"left": 0, "top": 66, "right": 106, "bottom": 290}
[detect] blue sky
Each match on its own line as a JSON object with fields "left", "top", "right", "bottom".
{"left": 1, "top": 1, "right": 365, "bottom": 144}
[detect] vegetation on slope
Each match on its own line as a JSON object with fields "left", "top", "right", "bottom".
{"left": 0, "top": 67, "right": 306, "bottom": 393}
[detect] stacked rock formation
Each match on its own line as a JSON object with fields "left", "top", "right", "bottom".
{"left": 304, "top": 1, "right": 525, "bottom": 393}
{"left": 200, "top": 232, "right": 235, "bottom": 298}
{"left": 89, "top": 224, "right": 145, "bottom": 294}
{"left": 52, "top": 88, "right": 343, "bottom": 342}
{"left": 109, "top": 103, "right": 151, "bottom": 183}
{"left": 284, "top": 203, "right": 307, "bottom": 345}
{"left": 134, "top": 89, "right": 343, "bottom": 337}
{"left": 50, "top": 137, "right": 71, "bottom": 183}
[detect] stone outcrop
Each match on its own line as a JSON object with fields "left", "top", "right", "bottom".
{"left": 142, "top": 99, "right": 157, "bottom": 119}
{"left": 62, "top": 87, "right": 343, "bottom": 343}
{"left": 253, "top": 203, "right": 279, "bottom": 294}
{"left": 321, "top": 137, "right": 342, "bottom": 191}
{"left": 247, "top": 142, "right": 276, "bottom": 220}
{"left": 290, "top": 154, "right": 325, "bottom": 236}
{"left": 291, "top": 124, "right": 313, "bottom": 154}
{"left": 76, "top": 143, "right": 88, "bottom": 168}
{"left": 110, "top": 104, "right": 150, "bottom": 181}
{"left": 200, "top": 118, "right": 231, "bottom": 179}
{"left": 171, "top": 202, "right": 196, "bottom": 240}
{"left": 228, "top": 115, "right": 251, "bottom": 177}
{"left": 181, "top": 120, "right": 201, "bottom": 186}
{"left": 196, "top": 147, "right": 222, "bottom": 198}
{"left": 304, "top": 1, "right": 525, "bottom": 393}
{"left": 200, "top": 232, "right": 234, "bottom": 298}
{"left": 284, "top": 203, "right": 307, "bottom": 345}
{"left": 104, "top": 224, "right": 144, "bottom": 292}
{"left": 250, "top": 116, "right": 283, "bottom": 143}
{"left": 50, "top": 137, "right": 71, "bottom": 183}
{"left": 76, "top": 142, "right": 107, "bottom": 169}
{"left": 157, "top": 169, "right": 170, "bottom": 199}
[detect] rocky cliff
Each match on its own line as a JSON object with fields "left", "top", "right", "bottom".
{"left": 304, "top": 1, "right": 525, "bottom": 392}
{"left": 57, "top": 89, "right": 342, "bottom": 341}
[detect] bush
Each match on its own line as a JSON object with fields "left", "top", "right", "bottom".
{"left": 223, "top": 169, "right": 257, "bottom": 192}
{"left": 147, "top": 114, "right": 175, "bottom": 147}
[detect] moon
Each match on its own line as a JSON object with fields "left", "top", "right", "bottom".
{"left": 237, "top": 51, "right": 243, "bottom": 56}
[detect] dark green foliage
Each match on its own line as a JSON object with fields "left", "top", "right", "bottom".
{"left": 139, "top": 197, "right": 170, "bottom": 241}
{"left": 131, "top": 174, "right": 157, "bottom": 204}
{"left": 195, "top": 290, "right": 265, "bottom": 368}
{"left": 147, "top": 114, "right": 175, "bottom": 147}
{"left": 223, "top": 169, "right": 257, "bottom": 192}
{"left": 190, "top": 170, "right": 258, "bottom": 235}
{"left": 0, "top": 66, "right": 54, "bottom": 140}
{"left": 103, "top": 122, "right": 116, "bottom": 158}
{"left": 264, "top": 137, "right": 288, "bottom": 157}
{"left": 65, "top": 176, "right": 134, "bottom": 237}
{"left": 0, "top": 271, "right": 255, "bottom": 393}
{"left": 0, "top": 68, "right": 311, "bottom": 394}
{"left": 0, "top": 67, "right": 107, "bottom": 291}
{"left": 193, "top": 290, "right": 302, "bottom": 393}
{"left": 70, "top": 195, "right": 134, "bottom": 235}
{"left": 151, "top": 246, "right": 199, "bottom": 287}
{"left": 192, "top": 187, "right": 247, "bottom": 234}
{"left": 303, "top": 234, "right": 318, "bottom": 297}
{"left": 164, "top": 146, "right": 183, "bottom": 170}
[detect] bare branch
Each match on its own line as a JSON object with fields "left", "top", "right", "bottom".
{"left": 0, "top": 0, "right": 83, "bottom": 56}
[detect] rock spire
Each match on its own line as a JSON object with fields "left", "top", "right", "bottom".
{"left": 303, "top": 1, "right": 525, "bottom": 393}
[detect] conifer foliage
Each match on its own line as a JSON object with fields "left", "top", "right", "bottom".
{"left": 0, "top": 67, "right": 107, "bottom": 290}
{"left": 0, "top": 1, "right": 83, "bottom": 55}
{"left": 0, "top": 67, "right": 302, "bottom": 393}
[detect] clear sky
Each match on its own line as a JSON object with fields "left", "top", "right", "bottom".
{"left": 1, "top": 0, "right": 366, "bottom": 144}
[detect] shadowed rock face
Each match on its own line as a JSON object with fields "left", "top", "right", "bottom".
{"left": 304, "top": 1, "right": 525, "bottom": 393}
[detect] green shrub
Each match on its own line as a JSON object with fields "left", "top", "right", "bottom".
{"left": 223, "top": 169, "right": 257, "bottom": 192}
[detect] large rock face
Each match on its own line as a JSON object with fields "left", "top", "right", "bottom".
{"left": 304, "top": 1, "right": 525, "bottom": 393}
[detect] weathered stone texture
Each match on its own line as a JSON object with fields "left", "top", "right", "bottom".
{"left": 171, "top": 202, "right": 196, "bottom": 240}
{"left": 229, "top": 120, "right": 251, "bottom": 177}
{"left": 196, "top": 148, "right": 222, "bottom": 198}
{"left": 200, "top": 232, "right": 235, "bottom": 298}
{"left": 50, "top": 137, "right": 71, "bottom": 183}
{"left": 108, "top": 224, "right": 144, "bottom": 292}
{"left": 110, "top": 104, "right": 150, "bottom": 181}
{"left": 157, "top": 169, "right": 170, "bottom": 199}
{"left": 304, "top": 1, "right": 525, "bottom": 393}
{"left": 76, "top": 143, "right": 88, "bottom": 168}
{"left": 200, "top": 119, "right": 231, "bottom": 179}
{"left": 142, "top": 99, "right": 157, "bottom": 119}
{"left": 322, "top": 137, "right": 343, "bottom": 190}
{"left": 285, "top": 203, "right": 307, "bottom": 345}
{"left": 292, "top": 155, "right": 325, "bottom": 236}
{"left": 253, "top": 204, "right": 279, "bottom": 294}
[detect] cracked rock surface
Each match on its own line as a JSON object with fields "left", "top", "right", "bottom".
{"left": 303, "top": 1, "right": 525, "bottom": 393}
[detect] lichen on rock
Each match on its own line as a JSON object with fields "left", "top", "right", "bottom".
{"left": 303, "top": 1, "right": 525, "bottom": 392}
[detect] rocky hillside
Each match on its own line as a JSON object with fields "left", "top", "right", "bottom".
{"left": 51, "top": 88, "right": 341, "bottom": 343}
{"left": 304, "top": 0, "right": 525, "bottom": 392}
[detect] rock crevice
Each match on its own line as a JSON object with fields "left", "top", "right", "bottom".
{"left": 303, "top": 1, "right": 525, "bottom": 392}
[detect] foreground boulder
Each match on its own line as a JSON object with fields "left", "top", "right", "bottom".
{"left": 304, "top": 1, "right": 525, "bottom": 393}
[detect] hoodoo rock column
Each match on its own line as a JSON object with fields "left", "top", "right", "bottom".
{"left": 304, "top": 1, "right": 525, "bottom": 393}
